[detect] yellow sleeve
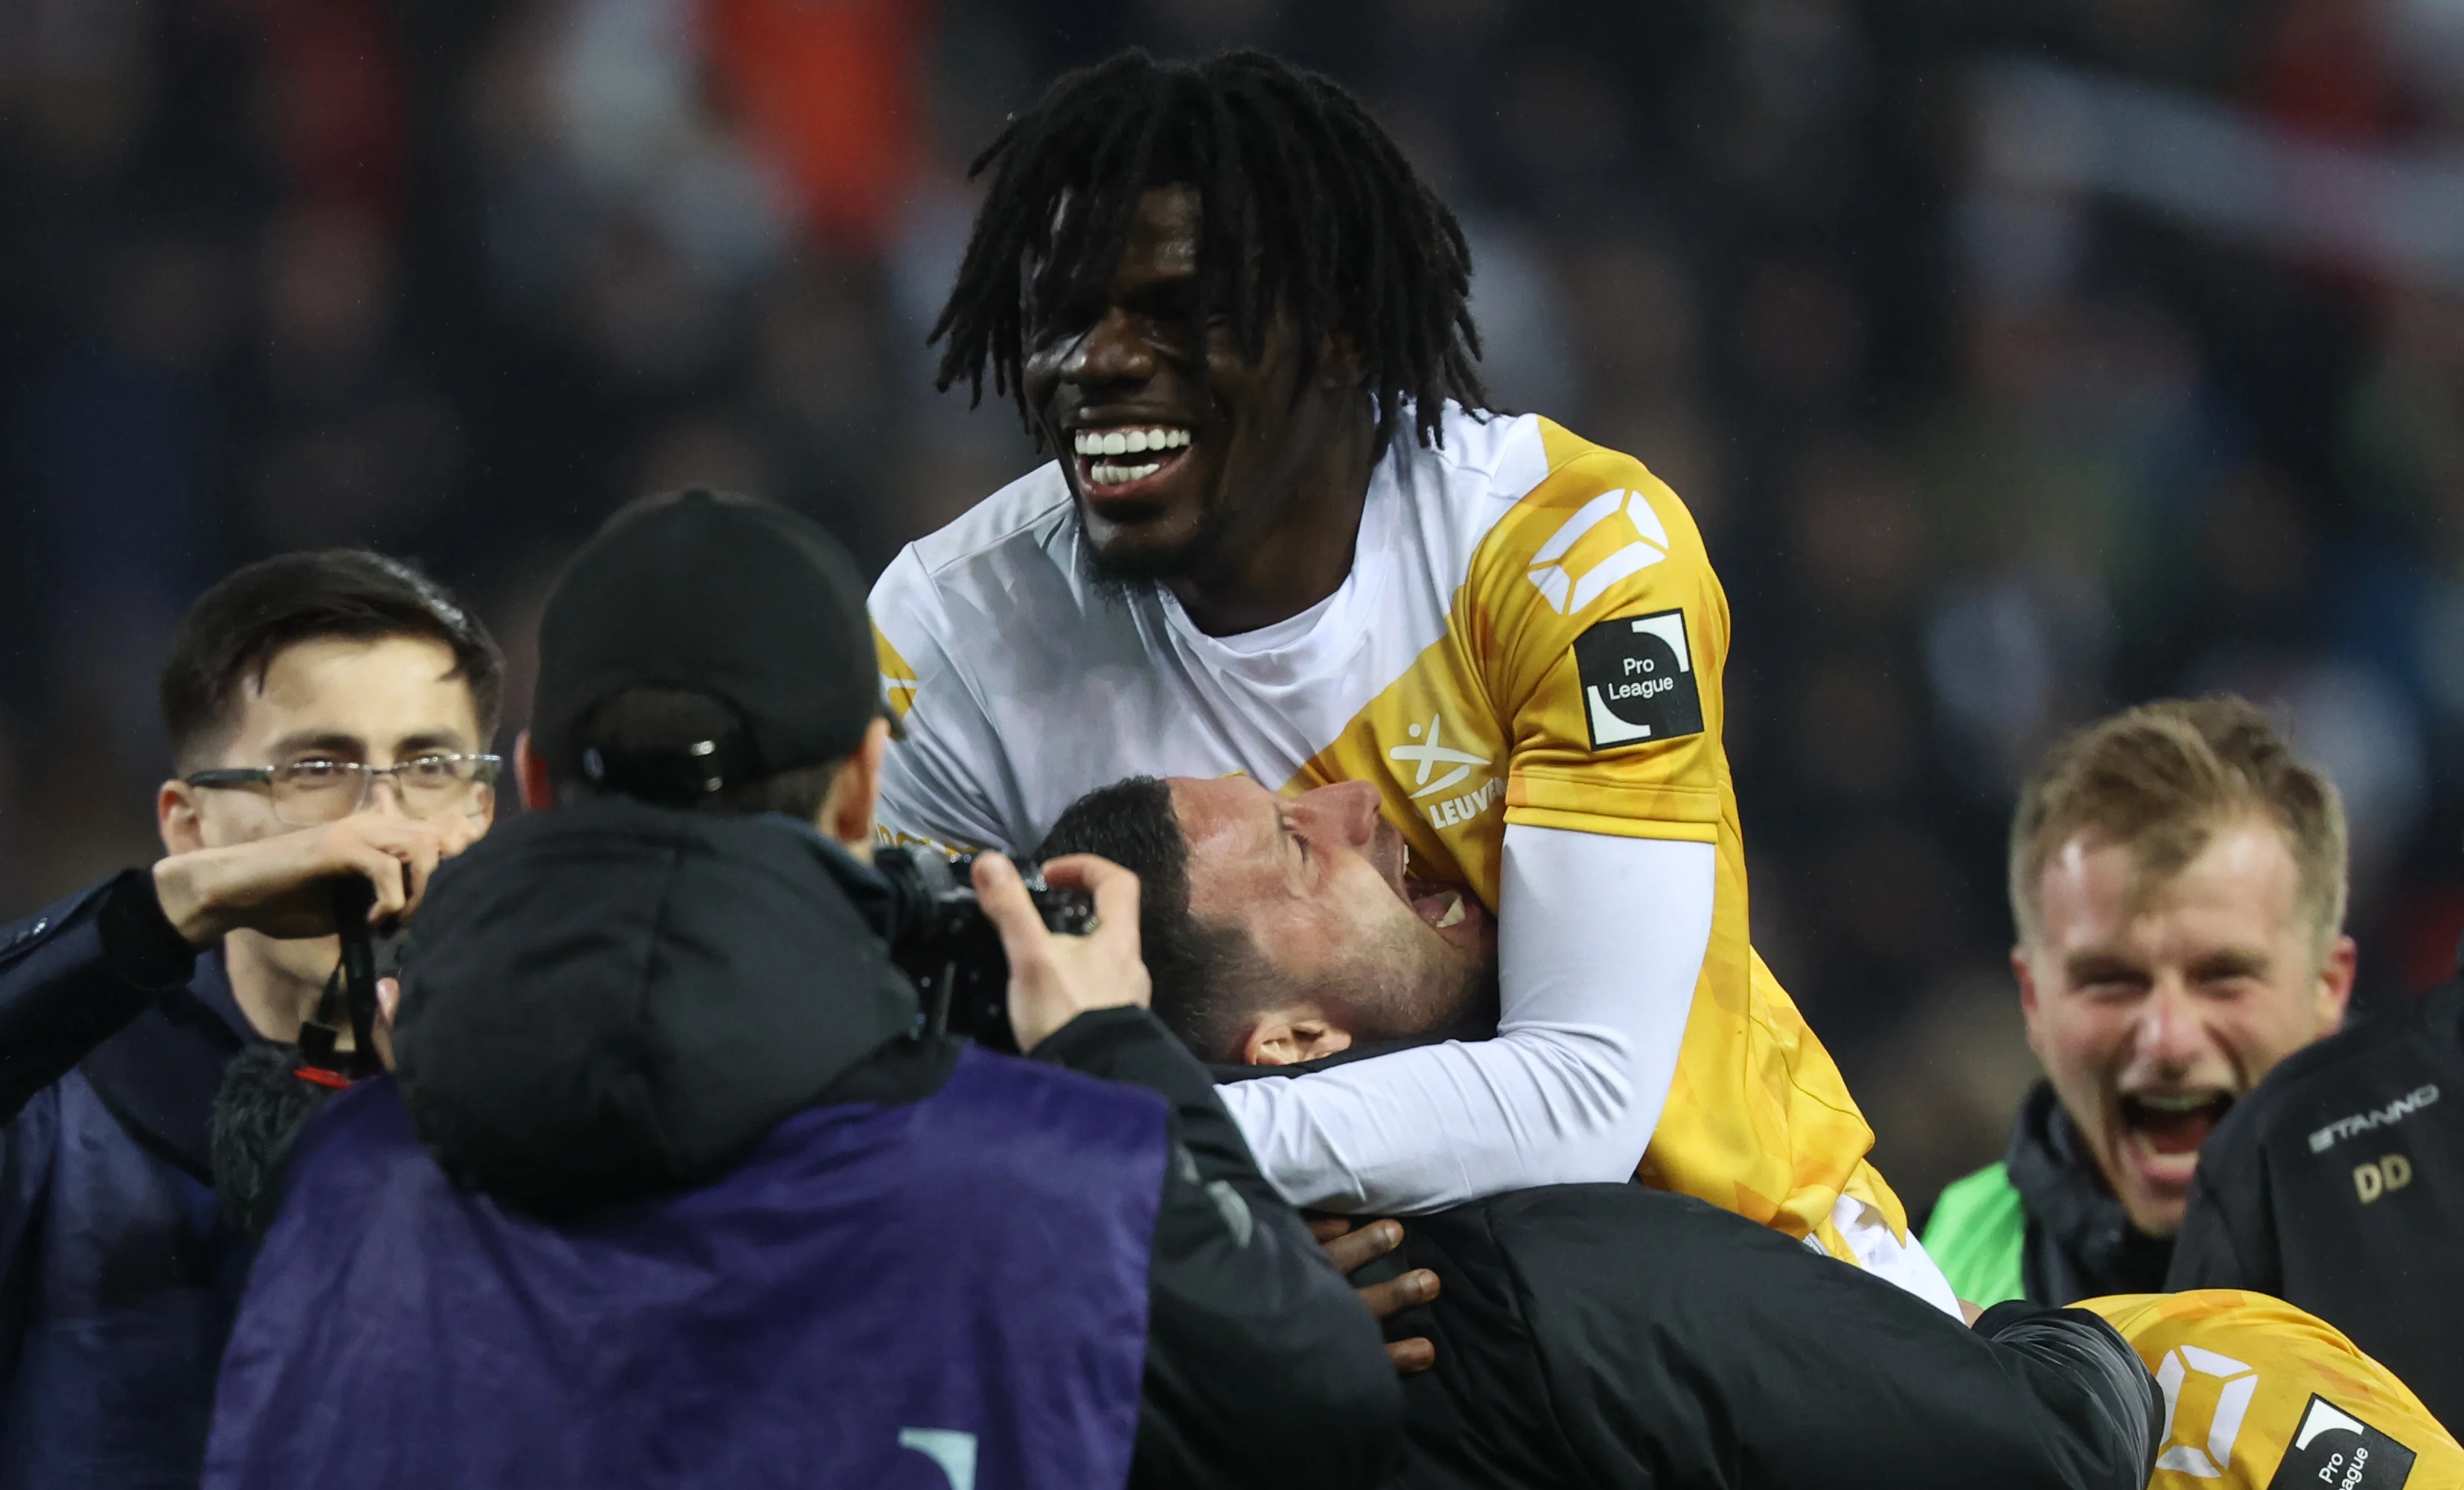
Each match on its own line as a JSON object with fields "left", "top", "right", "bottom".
{"left": 1475, "top": 427, "right": 1730, "bottom": 843}
{"left": 2080, "top": 1291, "right": 2463, "bottom": 1490}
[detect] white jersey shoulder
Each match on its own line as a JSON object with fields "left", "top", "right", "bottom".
{"left": 871, "top": 404, "right": 1551, "bottom": 853}
{"left": 903, "top": 459, "right": 1076, "bottom": 581}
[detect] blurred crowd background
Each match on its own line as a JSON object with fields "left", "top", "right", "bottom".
{"left": 5, "top": 0, "right": 2463, "bottom": 1217}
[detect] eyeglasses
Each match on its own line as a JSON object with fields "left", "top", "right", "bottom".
{"left": 184, "top": 754, "right": 503, "bottom": 827}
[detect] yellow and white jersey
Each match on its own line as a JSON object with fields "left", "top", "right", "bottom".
{"left": 2083, "top": 1292, "right": 2461, "bottom": 1490}
{"left": 872, "top": 403, "right": 1913, "bottom": 1269}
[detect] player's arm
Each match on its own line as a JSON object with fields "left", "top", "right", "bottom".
{"left": 1220, "top": 829, "right": 1707, "bottom": 1211}
{"left": 1219, "top": 461, "right": 1724, "bottom": 1212}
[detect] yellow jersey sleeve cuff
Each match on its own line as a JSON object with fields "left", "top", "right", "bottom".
{"left": 1505, "top": 769, "right": 1722, "bottom": 841}
{"left": 1503, "top": 807, "right": 1720, "bottom": 842}
{"left": 1498, "top": 807, "right": 1714, "bottom": 842}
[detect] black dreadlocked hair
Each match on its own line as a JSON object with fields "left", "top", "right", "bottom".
{"left": 931, "top": 48, "right": 1490, "bottom": 454}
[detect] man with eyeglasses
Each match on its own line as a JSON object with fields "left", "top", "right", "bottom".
{"left": 0, "top": 549, "right": 502, "bottom": 1490}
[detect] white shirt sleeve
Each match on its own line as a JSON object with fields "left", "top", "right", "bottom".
{"left": 1216, "top": 824, "right": 1714, "bottom": 1214}
{"left": 871, "top": 547, "right": 1018, "bottom": 855}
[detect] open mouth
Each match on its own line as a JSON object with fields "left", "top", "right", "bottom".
{"left": 2116, "top": 1089, "right": 2235, "bottom": 1182}
{"left": 1408, "top": 885, "right": 1469, "bottom": 930}
{"left": 1072, "top": 424, "right": 1194, "bottom": 504}
{"left": 1405, "top": 876, "right": 1493, "bottom": 958}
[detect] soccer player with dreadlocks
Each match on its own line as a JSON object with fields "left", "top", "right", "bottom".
{"left": 872, "top": 48, "right": 1956, "bottom": 1307}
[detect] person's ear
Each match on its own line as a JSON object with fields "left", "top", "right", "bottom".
{"left": 514, "top": 731, "right": 555, "bottom": 811}
{"left": 819, "top": 717, "right": 892, "bottom": 856}
{"left": 1241, "top": 1007, "right": 1354, "bottom": 1067}
{"left": 159, "top": 778, "right": 205, "bottom": 856}
{"left": 2316, "top": 933, "right": 2358, "bottom": 1034}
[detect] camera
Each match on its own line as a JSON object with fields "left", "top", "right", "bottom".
{"left": 873, "top": 846, "right": 1096, "bottom": 1053}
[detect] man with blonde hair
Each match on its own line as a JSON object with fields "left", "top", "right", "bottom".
{"left": 1926, "top": 696, "right": 2355, "bottom": 1306}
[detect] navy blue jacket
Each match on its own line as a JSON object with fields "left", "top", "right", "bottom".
{"left": 0, "top": 871, "right": 260, "bottom": 1490}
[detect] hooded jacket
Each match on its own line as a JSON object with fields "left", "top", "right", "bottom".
{"left": 394, "top": 797, "right": 925, "bottom": 1216}
{"left": 205, "top": 798, "right": 1399, "bottom": 1489}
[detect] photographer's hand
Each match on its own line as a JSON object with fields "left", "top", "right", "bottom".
{"left": 972, "top": 852, "right": 1151, "bottom": 1053}
{"left": 152, "top": 811, "right": 480, "bottom": 947}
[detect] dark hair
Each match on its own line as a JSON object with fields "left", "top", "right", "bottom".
{"left": 552, "top": 687, "right": 844, "bottom": 820}
{"left": 159, "top": 550, "right": 504, "bottom": 771}
{"left": 1032, "top": 776, "right": 1268, "bottom": 1060}
{"left": 932, "top": 48, "right": 1488, "bottom": 454}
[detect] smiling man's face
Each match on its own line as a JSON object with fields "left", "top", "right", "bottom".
{"left": 1167, "top": 775, "right": 1490, "bottom": 1064}
{"left": 2016, "top": 817, "right": 2352, "bottom": 1235}
{"left": 1019, "top": 185, "right": 1354, "bottom": 587}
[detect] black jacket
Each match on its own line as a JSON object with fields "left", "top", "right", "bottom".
{"left": 386, "top": 799, "right": 1400, "bottom": 1489}
{"left": 0, "top": 871, "right": 258, "bottom": 1490}
{"left": 2005, "top": 1080, "right": 2175, "bottom": 1303}
{"left": 1359, "top": 1185, "right": 2158, "bottom": 1489}
{"left": 1211, "top": 1055, "right": 2157, "bottom": 1489}
{"left": 2168, "top": 981, "right": 2463, "bottom": 1429}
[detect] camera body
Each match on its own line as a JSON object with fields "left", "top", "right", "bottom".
{"left": 873, "top": 847, "right": 1095, "bottom": 1053}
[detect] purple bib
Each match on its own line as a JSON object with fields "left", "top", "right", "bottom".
{"left": 205, "top": 1046, "right": 1166, "bottom": 1489}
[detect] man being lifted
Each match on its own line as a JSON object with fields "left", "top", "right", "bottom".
{"left": 1027, "top": 771, "right": 2463, "bottom": 1490}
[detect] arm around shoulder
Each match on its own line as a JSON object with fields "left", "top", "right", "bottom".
{"left": 1216, "top": 828, "right": 1712, "bottom": 1212}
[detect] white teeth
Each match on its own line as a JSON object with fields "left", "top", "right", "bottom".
{"left": 1434, "top": 892, "right": 1466, "bottom": 929}
{"left": 1072, "top": 427, "right": 1192, "bottom": 456}
{"left": 1088, "top": 460, "right": 1164, "bottom": 484}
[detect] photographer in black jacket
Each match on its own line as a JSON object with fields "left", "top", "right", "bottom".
{"left": 204, "top": 491, "right": 1399, "bottom": 1490}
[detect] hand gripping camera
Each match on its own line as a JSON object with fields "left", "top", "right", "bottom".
{"left": 872, "top": 847, "right": 1095, "bottom": 1053}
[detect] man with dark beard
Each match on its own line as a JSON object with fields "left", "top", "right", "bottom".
{"left": 1031, "top": 773, "right": 2464, "bottom": 1490}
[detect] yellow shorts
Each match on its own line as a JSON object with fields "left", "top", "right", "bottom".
{"left": 2078, "top": 1291, "right": 2460, "bottom": 1490}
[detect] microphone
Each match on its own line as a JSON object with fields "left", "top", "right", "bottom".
{"left": 328, "top": 875, "right": 385, "bottom": 1078}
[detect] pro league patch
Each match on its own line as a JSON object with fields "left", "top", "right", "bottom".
{"left": 2264, "top": 1396, "right": 2416, "bottom": 1490}
{"left": 1573, "top": 609, "right": 1703, "bottom": 751}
